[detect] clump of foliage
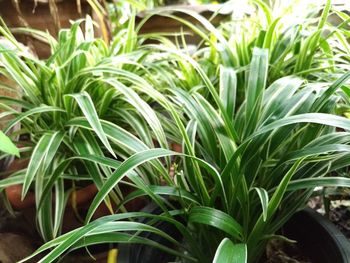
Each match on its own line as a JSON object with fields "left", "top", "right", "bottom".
{"left": 0, "top": 16, "right": 172, "bottom": 241}
{"left": 2, "top": 0, "right": 350, "bottom": 263}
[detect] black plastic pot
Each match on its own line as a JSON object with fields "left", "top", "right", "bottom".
{"left": 118, "top": 202, "right": 183, "bottom": 263}
{"left": 118, "top": 206, "right": 350, "bottom": 263}
{"left": 283, "top": 208, "right": 350, "bottom": 263}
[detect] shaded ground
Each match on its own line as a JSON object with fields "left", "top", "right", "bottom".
{"left": 265, "top": 239, "right": 312, "bottom": 263}
{"left": 328, "top": 200, "right": 350, "bottom": 240}
{"left": 0, "top": 201, "right": 38, "bottom": 263}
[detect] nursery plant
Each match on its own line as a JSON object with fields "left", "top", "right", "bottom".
{"left": 2, "top": 1, "right": 350, "bottom": 263}
{"left": 249, "top": 1, "right": 349, "bottom": 84}
{"left": 145, "top": 0, "right": 350, "bottom": 99}
{"left": 128, "top": 0, "right": 350, "bottom": 116}
{"left": 19, "top": 43, "right": 350, "bottom": 263}
{"left": 214, "top": 0, "right": 350, "bottom": 81}
{"left": 0, "top": 16, "right": 172, "bottom": 242}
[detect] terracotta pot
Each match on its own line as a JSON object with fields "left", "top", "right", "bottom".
{"left": 171, "top": 142, "right": 182, "bottom": 153}
{"left": 5, "top": 184, "right": 36, "bottom": 210}
{"left": 4, "top": 182, "right": 98, "bottom": 211}
{"left": 4, "top": 159, "right": 146, "bottom": 232}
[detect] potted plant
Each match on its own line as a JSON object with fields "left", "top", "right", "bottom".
{"left": 0, "top": 16, "right": 171, "bottom": 243}
{"left": 166, "top": 0, "right": 348, "bottom": 82}
{"left": 5, "top": 1, "right": 350, "bottom": 262}
{"left": 18, "top": 42, "right": 350, "bottom": 263}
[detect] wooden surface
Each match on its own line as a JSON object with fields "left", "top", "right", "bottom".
{"left": 0, "top": 0, "right": 91, "bottom": 58}
{"left": 136, "top": 5, "right": 231, "bottom": 45}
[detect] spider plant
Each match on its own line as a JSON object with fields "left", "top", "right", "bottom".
{"left": 7, "top": 2, "right": 350, "bottom": 262}
{"left": 219, "top": 0, "right": 350, "bottom": 85}
{"left": 138, "top": 0, "right": 350, "bottom": 106}
{"left": 0, "top": 17, "right": 172, "bottom": 242}
{"left": 20, "top": 45, "right": 350, "bottom": 263}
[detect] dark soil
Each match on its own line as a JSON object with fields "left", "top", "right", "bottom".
{"left": 309, "top": 195, "right": 350, "bottom": 241}
{"left": 329, "top": 203, "right": 350, "bottom": 240}
{"left": 0, "top": 200, "right": 41, "bottom": 262}
{"left": 265, "top": 239, "right": 312, "bottom": 263}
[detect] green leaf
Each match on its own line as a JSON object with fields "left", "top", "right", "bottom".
{"left": 249, "top": 113, "right": 350, "bottom": 140}
{"left": 253, "top": 0, "right": 273, "bottom": 26}
{"left": 22, "top": 134, "right": 52, "bottom": 198}
{"left": 0, "top": 131, "right": 19, "bottom": 156}
{"left": 220, "top": 66, "right": 237, "bottom": 120}
{"left": 266, "top": 159, "right": 303, "bottom": 219}
{"left": 317, "top": 0, "right": 331, "bottom": 30}
{"left": 213, "top": 239, "right": 247, "bottom": 263}
{"left": 0, "top": 173, "right": 25, "bottom": 189}
{"left": 244, "top": 48, "right": 268, "bottom": 137}
{"left": 253, "top": 188, "right": 269, "bottom": 222}
{"left": 263, "top": 18, "right": 281, "bottom": 50}
{"left": 119, "top": 185, "right": 200, "bottom": 208}
{"left": 312, "top": 71, "right": 350, "bottom": 111}
{"left": 85, "top": 148, "right": 180, "bottom": 223}
{"left": 4, "top": 105, "right": 65, "bottom": 134}
{"left": 103, "top": 79, "right": 168, "bottom": 150}
{"left": 20, "top": 211, "right": 194, "bottom": 263}
{"left": 247, "top": 159, "right": 303, "bottom": 249}
{"left": 66, "top": 92, "right": 116, "bottom": 158}
{"left": 71, "top": 232, "right": 195, "bottom": 262}
{"left": 286, "top": 177, "right": 350, "bottom": 192}
{"left": 188, "top": 207, "right": 243, "bottom": 240}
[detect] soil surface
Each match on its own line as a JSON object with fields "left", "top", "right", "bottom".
{"left": 0, "top": 233, "right": 36, "bottom": 263}
{"left": 309, "top": 196, "right": 350, "bottom": 240}
{"left": 265, "top": 239, "right": 312, "bottom": 263}
{"left": 328, "top": 200, "right": 350, "bottom": 240}
{"left": 0, "top": 201, "right": 39, "bottom": 263}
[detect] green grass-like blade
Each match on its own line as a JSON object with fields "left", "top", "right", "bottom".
{"left": 0, "top": 131, "right": 19, "bottom": 156}
{"left": 22, "top": 134, "right": 52, "bottom": 198}
{"left": 220, "top": 66, "right": 237, "bottom": 120}
{"left": 188, "top": 206, "right": 243, "bottom": 241}
{"left": 244, "top": 48, "right": 268, "bottom": 137}
{"left": 67, "top": 92, "right": 116, "bottom": 158}
{"left": 253, "top": 188, "right": 269, "bottom": 222}
{"left": 213, "top": 239, "right": 247, "bottom": 263}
